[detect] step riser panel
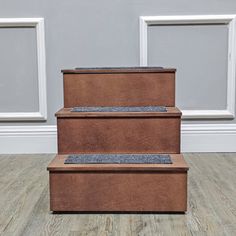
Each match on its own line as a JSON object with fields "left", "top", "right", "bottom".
{"left": 57, "top": 117, "right": 180, "bottom": 154}
{"left": 63, "top": 73, "right": 175, "bottom": 107}
{"left": 49, "top": 171, "right": 187, "bottom": 212}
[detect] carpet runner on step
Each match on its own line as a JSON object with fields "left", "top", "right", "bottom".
{"left": 71, "top": 106, "right": 167, "bottom": 112}
{"left": 64, "top": 154, "right": 172, "bottom": 164}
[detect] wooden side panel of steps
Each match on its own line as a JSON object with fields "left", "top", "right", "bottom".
{"left": 63, "top": 71, "right": 175, "bottom": 107}
{"left": 47, "top": 67, "right": 188, "bottom": 212}
{"left": 48, "top": 154, "right": 188, "bottom": 212}
{"left": 56, "top": 108, "right": 181, "bottom": 154}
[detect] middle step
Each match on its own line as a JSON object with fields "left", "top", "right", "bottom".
{"left": 56, "top": 107, "right": 181, "bottom": 154}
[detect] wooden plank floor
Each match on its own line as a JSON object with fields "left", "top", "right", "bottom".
{"left": 0, "top": 153, "right": 235, "bottom": 236}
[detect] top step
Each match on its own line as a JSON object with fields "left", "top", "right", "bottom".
{"left": 62, "top": 67, "right": 176, "bottom": 74}
{"left": 62, "top": 67, "right": 176, "bottom": 108}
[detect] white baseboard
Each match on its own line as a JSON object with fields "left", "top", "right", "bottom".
{"left": 181, "top": 124, "right": 236, "bottom": 152}
{"left": 0, "top": 126, "right": 57, "bottom": 154}
{"left": 0, "top": 124, "right": 236, "bottom": 154}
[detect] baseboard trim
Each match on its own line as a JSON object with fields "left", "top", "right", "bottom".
{"left": 181, "top": 124, "right": 236, "bottom": 152}
{"left": 0, "top": 125, "right": 57, "bottom": 154}
{"left": 0, "top": 124, "right": 236, "bottom": 154}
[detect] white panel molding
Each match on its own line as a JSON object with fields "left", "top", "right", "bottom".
{"left": 0, "top": 18, "right": 47, "bottom": 121}
{"left": 140, "top": 15, "right": 236, "bottom": 119}
{"left": 0, "top": 124, "right": 236, "bottom": 153}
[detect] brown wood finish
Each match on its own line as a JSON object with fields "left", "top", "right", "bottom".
{"left": 62, "top": 67, "right": 176, "bottom": 74}
{"left": 56, "top": 107, "right": 181, "bottom": 118}
{"left": 63, "top": 72, "right": 175, "bottom": 107}
{"left": 47, "top": 154, "right": 189, "bottom": 172}
{"left": 47, "top": 66, "right": 188, "bottom": 213}
{"left": 57, "top": 116, "right": 181, "bottom": 154}
{"left": 48, "top": 154, "right": 188, "bottom": 212}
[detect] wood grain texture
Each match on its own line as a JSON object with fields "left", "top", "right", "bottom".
{"left": 63, "top": 72, "right": 175, "bottom": 107}
{"left": 57, "top": 116, "right": 181, "bottom": 154}
{"left": 47, "top": 154, "right": 188, "bottom": 172}
{"left": 48, "top": 154, "right": 188, "bottom": 212}
{"left": 0, "top": 154, "right": 236, "bottom": 235}
{"left": 49, "top": 171, "right": 187, "bottom": 212}
{"left": 55, "top": 107, "right": 181, "bottom": 118}
{"left": 62, "top": 67, "right": 176, "bottom": 74}
{"left": 0, "top": 153, "right": 236, "bottom": 236}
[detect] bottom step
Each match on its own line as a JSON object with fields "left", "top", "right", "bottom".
{"left": 47, "top": 154, "right": 189, "bottom": 212}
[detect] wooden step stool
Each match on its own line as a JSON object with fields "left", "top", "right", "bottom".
{"left": 47, "top": 67, "right": 189, "bottom": 212}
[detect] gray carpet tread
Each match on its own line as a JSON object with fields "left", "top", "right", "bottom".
{"left": 64, "top": 154, "right": 172, "bottom": 164}
{"left": 71, "top": 106, "right": 167, "bottom": 112}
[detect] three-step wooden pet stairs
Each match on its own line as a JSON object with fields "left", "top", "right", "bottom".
{"left": 47, "top": 67, "right": 189, "bottom": 212}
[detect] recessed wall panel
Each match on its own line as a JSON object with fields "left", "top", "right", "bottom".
{"left": 148, "top": 24, "right": 228, "bottom": 110}
{"left": 0, "top": 27, "right": 39, "bottom": 112}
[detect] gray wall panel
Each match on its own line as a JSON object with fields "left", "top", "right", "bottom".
{"left": 148, "top": 24, "right": 228, "bottom": 110}
{"left": 0, "top": 0, "right": 235, "bottom": 125}
{"left": 0, "top": 27, "right": 39, "bottom": 112}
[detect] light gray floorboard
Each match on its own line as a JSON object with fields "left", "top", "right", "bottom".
{"left": 0, "top": 153, "right": 235, "bottom": 236}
